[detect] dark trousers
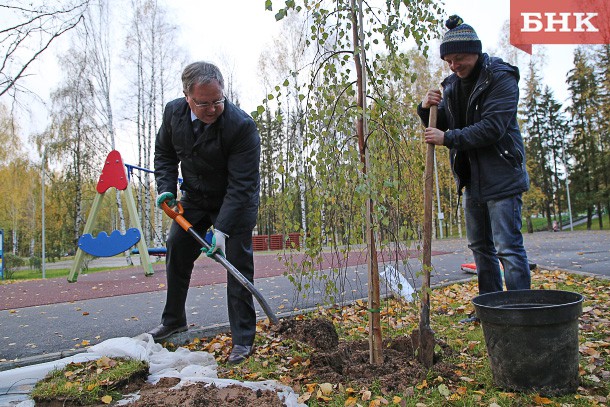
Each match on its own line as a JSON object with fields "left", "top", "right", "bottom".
{"left": 161, "top": 205, "right": 256, "bottom": 346}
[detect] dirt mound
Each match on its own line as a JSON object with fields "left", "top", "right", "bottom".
{"left": 276, "top": 317, "right": 339, "bottom": 350}
{"left": 36, "top": 316, "right": 457, "bottom": 406}
{"left": 132, "top": 377, "right": 286, "bottom": 407}
{"left": 279, "top": 316, "right": 458, "bottom": 392}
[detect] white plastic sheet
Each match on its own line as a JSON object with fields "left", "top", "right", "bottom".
{"left": 0, "top": 334, "right": 305, "bottom": 407}
{"left": 380, "top": 265, "right": 416, "bottom": 302}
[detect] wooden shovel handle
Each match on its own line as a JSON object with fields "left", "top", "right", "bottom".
{"left": 423, "top": 106, "right": 437, "bottom": 269}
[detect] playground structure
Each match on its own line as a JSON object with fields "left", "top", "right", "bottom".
{"left": 67, "top": 150, "right": 155, "bottom": 282}
{"left": 67, "top": 149, "right": 303, "bottom": 283}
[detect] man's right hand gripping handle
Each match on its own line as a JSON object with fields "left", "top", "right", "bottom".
{"left": 155, "top": 192, "right": 176, "bottom": 208}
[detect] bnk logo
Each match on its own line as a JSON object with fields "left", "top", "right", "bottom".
{"left": 521, "top": 12, "right": 598, "bottom": 33}
{"left": 510, "top": 0, "right": 610, "bottom": 54}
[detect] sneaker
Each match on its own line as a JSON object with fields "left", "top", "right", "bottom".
{"left": 459, "top": 314, "right": 480, "bottom": 324}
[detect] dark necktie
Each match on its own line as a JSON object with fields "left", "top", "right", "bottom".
{"left": 192, "top": 119, "right": 204, "bottom": 138}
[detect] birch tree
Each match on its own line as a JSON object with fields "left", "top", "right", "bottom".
{"left": 0, "top": 0, "right": 90, "bottom": 98}
{"left": 265, "top": 0, "right": 442, "bottom": 364}
{"left": 123, "top": 0, "right": 184, "bottom": 247}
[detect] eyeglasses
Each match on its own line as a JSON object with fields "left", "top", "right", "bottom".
{"left": 190, "top": 97, "right": 225, "bottom": 109}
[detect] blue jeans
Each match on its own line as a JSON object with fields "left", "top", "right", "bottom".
{"left": 463, "top": 191, "right": 531, "bottom": 294}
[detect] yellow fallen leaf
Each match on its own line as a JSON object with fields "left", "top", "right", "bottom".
{"left": 101, "top": 395, "right": 113, "bottom": 404}
{"left": 534, "top": 395, "right": 553, "bottom": 404}
{"left": 448, "top": 393, "right": 461, "bottom": 401}
{"left": 316, "top": 390, "right": 331, "bottom": 402}
{"left": 319, "top": 382, "right": 333, "bottom": 395}
{"left": 344, "top": 396, "right": 358, "bottom": 406}
{"left": 392, "top": 396, "right": 402, "bottom": 404}
{"left": 416, "top": 379, "right": 428, "bottom": 389}
{"left": 297, "top": 392, "right": 311, "bottom": 403}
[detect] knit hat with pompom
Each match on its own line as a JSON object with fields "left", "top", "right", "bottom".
{"left": 440, "top": 15, "right": 482, "bottom": 59}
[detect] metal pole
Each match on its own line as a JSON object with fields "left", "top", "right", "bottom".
{"left": 561, "top": 142, "right": 574, "bottom": 231}
{"left": 41, "top": 146, "right": 46, "bottom": 279}
{"left": 565, "top": 175, "right": 573, "bottom": 231}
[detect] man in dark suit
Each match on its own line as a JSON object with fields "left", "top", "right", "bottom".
{"left": 149, "top": 61, "right": 261, "bottom": 364}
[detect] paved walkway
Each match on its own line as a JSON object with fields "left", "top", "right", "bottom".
{"left": 0, "top": 230, "right": 608, "bottom": 369}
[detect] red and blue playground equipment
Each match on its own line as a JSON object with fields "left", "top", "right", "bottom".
{"left": 68, "top": 150, "right": 156, "bottom": 282}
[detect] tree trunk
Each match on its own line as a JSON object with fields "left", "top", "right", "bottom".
{"left": 527, "top": 216, "right": 534, "bottom": 234}
{"left": 352, "top": 0, "right": 382, "bottom": 365}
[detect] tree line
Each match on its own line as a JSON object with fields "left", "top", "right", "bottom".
{"left": 0, "top": 0, "right": 607, "bottom": 276}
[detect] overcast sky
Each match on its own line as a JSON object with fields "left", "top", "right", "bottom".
{"left": 3, "top": 0, "right": 578, "bottom": 164}
{"left": 177, "top": 0, "right": 576, "bottom": 110}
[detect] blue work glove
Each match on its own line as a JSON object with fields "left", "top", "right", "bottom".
{"left": 155, "top": 192, "right": 176, "bottom": 208}
{"left": 202, "top": 228, "right": 227, "bottom": 258}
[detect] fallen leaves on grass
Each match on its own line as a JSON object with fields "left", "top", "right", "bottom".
{"left": 31, "top": 356, "right": 148, "bottom": 405}
{"left": 170, "top": 268, "right": 610, "bottom": 407}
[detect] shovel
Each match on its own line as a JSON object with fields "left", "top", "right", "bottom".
{"left": 161, "top": 202, "right": 279, "bottom": 325}
{"left": 418, "top": 105, "right": 437, "bottom": 367}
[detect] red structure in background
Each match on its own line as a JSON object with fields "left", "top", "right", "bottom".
{"left": 252, "top": 235, "right": 268, "bottom": 251}
{"left": 252, "top": 233, "right": 302, "bottom": 251}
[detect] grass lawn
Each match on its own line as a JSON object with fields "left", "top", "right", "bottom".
{"left": 31, "top": 268, "right": 609, "bottom": 405}
{"left": 164, "top": 268, "right": 609, "bottom": 407}
{"left": 573, "top": 221, "right": 607, "bottom": 231}
{"left": 3, "top": 266, "right": 128, "bottom": 281}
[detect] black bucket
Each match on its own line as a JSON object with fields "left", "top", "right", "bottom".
{"left": 472, "top": 289, "right": 584, "bottom": 396}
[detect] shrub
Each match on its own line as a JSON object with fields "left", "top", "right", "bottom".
{"left": 2, "top": 253, "right": 25, "bottom": 279}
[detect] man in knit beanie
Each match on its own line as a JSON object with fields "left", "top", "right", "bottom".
{"left": 417, "top": 16, "right": 532, "bottom": 322}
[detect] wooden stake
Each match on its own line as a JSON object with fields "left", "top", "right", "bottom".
{"left": 418, "top": 105, "right": 437, "bottom": 368}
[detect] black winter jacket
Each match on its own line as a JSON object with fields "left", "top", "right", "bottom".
{"left": 154, "top": 98, "right": 260, "bottom": 234}
{"left": 417, "top": 53, "right": 529, "bottom": 203}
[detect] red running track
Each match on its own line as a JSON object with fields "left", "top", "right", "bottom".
{"left": 0, "top": 248, "right": 446, "bottom": 310}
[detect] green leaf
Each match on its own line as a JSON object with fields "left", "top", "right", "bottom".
{"left": 274, "top": 8, "right": 286, "bottom": 21}
{"left": 438, "top": 384, "right": 450, "bottom": 397}
{"left": 265, "top": 0, "right": 272, "bottom": 11}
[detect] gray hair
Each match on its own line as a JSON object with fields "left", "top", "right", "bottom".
{"left": 181, "top": 61, "right": 225, "bottom": 94}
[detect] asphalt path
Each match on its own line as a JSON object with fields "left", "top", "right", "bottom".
{"left": 0, "top": 230, "right": 608, "bottom": 370}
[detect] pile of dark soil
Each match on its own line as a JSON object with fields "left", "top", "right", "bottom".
{"left": 277, "top": 317, "right": 458, "bottom": 392}
{"left": 37, "top": 317, "right": 457, "bottom": 406}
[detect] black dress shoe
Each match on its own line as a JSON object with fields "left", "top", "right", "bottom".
{"left": 147, "top": 324, "right": 187, "bottom": 341}
{"left": 227, "top": 345, "right": 254, "bottom": 365}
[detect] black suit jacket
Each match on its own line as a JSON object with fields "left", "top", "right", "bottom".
{"left": 154, "top": 97, "right": 260, "bottom": 234}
